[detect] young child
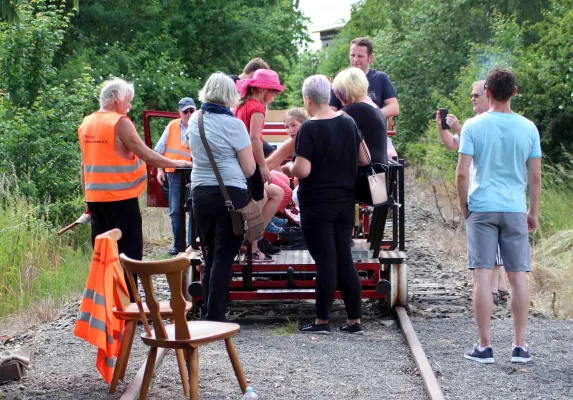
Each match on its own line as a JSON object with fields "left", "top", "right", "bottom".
{"left": 263, "top": 108, "right": 309, "bottom": 229}
{"left": 235, "top": 69, "right": 285, "bottom": 262}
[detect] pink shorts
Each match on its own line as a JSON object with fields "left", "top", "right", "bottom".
{"left": 270, "top": 171, "right": 292, "bottom": 213}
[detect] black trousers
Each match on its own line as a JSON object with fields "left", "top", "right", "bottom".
{"left": 88, "top": 197, "right": 143, "bottom": 301}
{"left": 192, "top": 185, "right": 249, "bottom": 321}
{"left": 300, "top": 200, "right": 362, "bottom": 321}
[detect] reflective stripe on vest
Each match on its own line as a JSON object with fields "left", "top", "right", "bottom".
{"left": 164, "top": 118, "right": 191, "bottom": 173}
{"left": 78, "top": 112, "right": 147, "bottom": 202}
{"left": 74, "top": 235, "right": 129, "bottom": 383}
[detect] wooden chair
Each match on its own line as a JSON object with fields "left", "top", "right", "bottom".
{"left": 99, "top": 229, "right": 192, "bottom": 396}
{"left": 119, "top": 253, "right": 248, "bottom": 400}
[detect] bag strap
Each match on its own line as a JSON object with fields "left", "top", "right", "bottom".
{"left": 198, "top": 111, "right": 235, "bottom": 210}
{"left": 360, "top": 139, "right": 372, "bottom": 166}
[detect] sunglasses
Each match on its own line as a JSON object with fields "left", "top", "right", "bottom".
{"left": 471, "top": 93, "right": 484, "bottom": 99}
{"left": 182, "top": 109, "right": 194, "bottom": 115}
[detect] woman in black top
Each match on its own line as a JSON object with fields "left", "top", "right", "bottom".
{"left": 332, "top": 67, "right": 388, "bottom": 165}
{"left": 283, "top": 75, "right": 370, "bottom": 335}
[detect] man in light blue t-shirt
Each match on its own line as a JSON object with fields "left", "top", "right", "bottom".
{"left": 457, "top": 67, "right": 542, "bottom": 365}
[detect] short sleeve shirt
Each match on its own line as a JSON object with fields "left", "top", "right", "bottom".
{"left": 294, "top": 115, "right": 364, "bottom": 205}
{"left": 234, "top": 98, "right": 266, "bottom": 139}
{"left": 189, "top": 112, "right": 251, "bottom": 189}
{"left": 330, "top": 68, "right": 397, "bottom": 110}
{"left": 459, "top": 112, "right": 542, "bottom": 212}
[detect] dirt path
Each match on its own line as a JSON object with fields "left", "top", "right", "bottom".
{"left": 1, "top": 171, "right": 572, "bottom": 399}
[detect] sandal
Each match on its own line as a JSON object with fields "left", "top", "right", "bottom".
{"left": 249, "top": 249, "right": 274, "bottom": 264}
{"left": 498, "top": 290, "right": 510, "bottom": 302}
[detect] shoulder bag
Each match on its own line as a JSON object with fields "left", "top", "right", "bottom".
{"left": 355, "top": 140, "right": 388, "bottom": 206}
{"left": 198, "top": 111, "right": 265, "bottom": 242}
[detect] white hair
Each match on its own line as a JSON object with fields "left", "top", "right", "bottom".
{"left": 302, "top": 75, "right": 331, "bottom": 105}
{"left": 99, "top": 78, "right": 135, "bottom": 108}
{"left": 198, "top": 72, "right": 240, "bottom": 108}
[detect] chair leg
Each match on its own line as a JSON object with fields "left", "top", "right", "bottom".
{"left": 186, "top": 347, "right": 199, "bottom": 400}
{"left": 139, "top": 347, "right": 158, "bottom": 400}
{"left": 176, "top": 349, "right": 190, "bottom": 396}
{"left": 110, "top": 320, "right": 136, "bottom": 393}
{"left": 119, "top": 320, "right": 137, "bottom": 380}
{"left": 225, "top": 338, "right": 247, "bottom": 394}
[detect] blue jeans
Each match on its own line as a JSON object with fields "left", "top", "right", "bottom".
{"left": 167, "top": 172, "right": 192, "bottom": 251}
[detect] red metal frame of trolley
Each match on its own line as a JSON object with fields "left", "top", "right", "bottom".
{"left": 142, "top": 111, "right": 407, "bottom": 308}
{"left": 187, "top": 159, "right": 407, "bottom": 307}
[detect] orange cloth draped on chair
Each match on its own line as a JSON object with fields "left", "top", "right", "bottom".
{"left": 74, "top": 234, "right": 129, "bottom": 383}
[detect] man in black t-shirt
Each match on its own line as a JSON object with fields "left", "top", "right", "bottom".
{"left": 329, "top": 37, "right": 399, "bottom": 119}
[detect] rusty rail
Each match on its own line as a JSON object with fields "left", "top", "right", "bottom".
{"left": 396, "top": 306, "right": 445, "bottom": 400}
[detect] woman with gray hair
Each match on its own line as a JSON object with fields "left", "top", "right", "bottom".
{"left": 189, "top": 72, "right": 256, "bottom": 321}
{"left": 283, "top": 75, "right": 370, "bottom": 334}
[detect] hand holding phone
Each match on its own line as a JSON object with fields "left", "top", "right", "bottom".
{"left": 439, "top": 108, "right": 450, "bottom": 130}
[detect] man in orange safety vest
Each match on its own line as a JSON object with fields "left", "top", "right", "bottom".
{"left": 155, "top": 97, "right": 196, "bottom": 254}
{"left": 78, "top": 78, "right": 193, "bottom": 299}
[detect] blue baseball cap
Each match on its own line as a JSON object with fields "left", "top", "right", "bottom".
{"left": 178, "top": 97, "right": 196, "bottom": 111}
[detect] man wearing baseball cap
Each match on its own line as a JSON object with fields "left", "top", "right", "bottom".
{"left": 155, "top": 97, "right": 196, "bottom": 254}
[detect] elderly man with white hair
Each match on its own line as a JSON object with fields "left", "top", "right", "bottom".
{"left": 283, "top": 75, "right": 370, "bottom": 335}
{"left": 78, "top": 77, "right": 192, "bottom": 299}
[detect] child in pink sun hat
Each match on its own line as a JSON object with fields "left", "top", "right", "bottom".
{"left": 235, "top": 69, "right": 285, "bottom": 263}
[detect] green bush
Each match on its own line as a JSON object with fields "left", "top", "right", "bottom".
{"left": 0, "top": 173, "right": 91, "bottom": 318}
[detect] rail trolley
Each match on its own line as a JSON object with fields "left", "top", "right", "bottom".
{"left": 143, "top": 110, "right": 407, "bottom": 310}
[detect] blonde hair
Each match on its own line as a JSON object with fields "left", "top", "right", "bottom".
{"left": 99, "top": 77, "right": 134, "bottom": 108}
{"left": 285, "top": 108, "right": 309, "bottom": 124}
{"left": 332, "top": 67, "right": 369, "bottom": 105}
{"left": 198, "top": 72, "right": 240, "bottom": 108}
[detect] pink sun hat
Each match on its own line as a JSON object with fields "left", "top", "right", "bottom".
{"left": 236, "top": 69, "right": 286, "bottom": 97}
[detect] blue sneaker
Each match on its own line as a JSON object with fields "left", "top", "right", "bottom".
{"left": 464, "top": 344, "right": 495, "bottom": 364}
{"left": 265, "top": 222, "right": 285, "bottom": 234}
{"left": 511, "top": 345, "right": 531, "bottom": 363}
{"left": 271, "top": 216, "right": 289, "bottom": 227}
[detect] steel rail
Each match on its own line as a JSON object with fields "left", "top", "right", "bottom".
{"left": 396, "top": 306, "right": 445, "bottom": 400}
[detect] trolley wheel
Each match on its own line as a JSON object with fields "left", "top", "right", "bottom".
{"left": 390, "top": 263, "right": 408, "bottom": 307}
{"left": 188, "top": 281, "right": 203, "bottom": 298}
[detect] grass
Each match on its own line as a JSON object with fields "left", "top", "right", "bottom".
{"left": 269, "top": 319, "right": 300, "bottom": 335}
{"left": 531, "top": 163, "right": 573, "bottom": 318}
{"left": 412, "top": 141, "right": 573, "bottom": 319}
{"left": 0, "top": 174, "right": 91, "bottom": 319}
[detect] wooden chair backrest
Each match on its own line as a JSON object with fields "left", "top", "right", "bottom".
{"left": 119, "top": 254, "right": 191, "bottom": 341}
{"left": 97, "top": 229, "right": 132, "bottom": 312}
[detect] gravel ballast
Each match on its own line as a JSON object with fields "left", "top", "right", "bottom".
{"left": 1, "top": 171, "right": 572, "bottom": 399}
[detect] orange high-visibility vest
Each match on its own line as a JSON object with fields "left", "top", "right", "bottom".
{"left": 78, "top": 112, "right": 147, "bottom": 202}
{"left": 163, "top": 118, "right": 191, "bottom": 173}
{"left": 74, "top": 234, "right": 129, "bottom": 383}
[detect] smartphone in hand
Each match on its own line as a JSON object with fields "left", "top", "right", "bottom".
{"left": 439, "top": 108, "right": 450, "bottom": 130}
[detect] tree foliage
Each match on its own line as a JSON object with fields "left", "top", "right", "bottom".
{"left": 0, "top": 0, "right": 309, "bottom": 203}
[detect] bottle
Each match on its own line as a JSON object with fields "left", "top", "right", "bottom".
{"left": 243, "top": 386, "right": 259, "bottom": 399}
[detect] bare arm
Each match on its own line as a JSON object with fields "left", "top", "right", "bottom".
{"left": 249, "top": 112, "right": 272, "bottom": 183}
{"left": 456, "top": 153, "right": 473, "bottom": 217}
{"left": 290, "top": 156, "right": 311, "bottom": 179}
{"left": 237, "top": 146, "right": 256, "bottom": 178}
{"left": 266, "top": 138, "right": 295, "bottom": 171}
{"left": 436, "top": 111, "right": 460, "bottom": 150}
{"left": 358, "top": 140, "right": 370, "bottom": 166}
{"left": 80, "top": 155, "right": 88, "bottom": 211}
{"left": 381, "top": 97, "right": 400, "bottom": 118}
{"left": 115, "top": 117, "right": 192, "bottom": 169}
{"left": 526, "top": 157, "right": 542, "bottom": 232}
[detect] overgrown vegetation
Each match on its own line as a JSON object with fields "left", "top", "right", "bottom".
{"left": 281, "top": 0, "right": 573, "bottom": 317}
{"left": 0, "top": 174, "right": 91, "bottom": 317}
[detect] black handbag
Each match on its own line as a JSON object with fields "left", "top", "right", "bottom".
{"left": 355, "top": 141, "right": 389, "bottom": 206}
{"left": 197, "top": 111, "right": 265, "bottom": 242}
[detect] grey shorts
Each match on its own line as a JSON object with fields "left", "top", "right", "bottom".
{"left": 466, "top": 212, "right": 531, "bottom": 272}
